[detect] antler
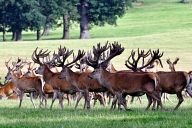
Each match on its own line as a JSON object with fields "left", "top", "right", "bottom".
{"left": 53, "top": 46, "right": 73, "bottom": 67}
{"left": 125, "top": 49, "right": 163, "bottom": 72}
{"left": 100, "top": 42, "right": 124, "bottom": 68}
{"left": 173, "top": 57, "right": 179, "bottom": 65}
{"left": 53, "top": 46, "right": 85, "bottom": 68}
{"left": 86, "top": 42, "right": 109, "bottom": 68}
{"left": 32, "top": 47, "right": 50, "bottom": 65}
{"left": 166, "top": 58, "right": 171, "bottom": 65}
{"left": 5, "top": 58, "right": 12, "bottom": 70}
{"left": 64, "top": 50, "right": 85, "bottom": 68}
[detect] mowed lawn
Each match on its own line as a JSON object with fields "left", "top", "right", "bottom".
{"left": 0, "top": 97, "right": 192, "bottom": 128}
{"left": 0, "top": 0, "right": 192, "bottom": 128}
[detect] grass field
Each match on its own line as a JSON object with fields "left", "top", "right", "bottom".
{"left": 0, "top": 0, "right": 192, "bottom": 127}
{"left": 0, "top": 97, "right": 192, "bottom": 128}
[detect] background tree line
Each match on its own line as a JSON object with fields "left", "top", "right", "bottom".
{"left": 0, "top": 0, "right": 132, "bottom": 41}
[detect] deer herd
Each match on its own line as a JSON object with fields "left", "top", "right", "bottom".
{"left": 1, "top": 41, "right": 192, "bottom": 111}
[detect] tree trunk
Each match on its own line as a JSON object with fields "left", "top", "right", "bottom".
{"left": 41, "top": 23, "right": 51, "bottom": 36}
{"left": 79, "top": 1, "right": 90, "bottom": 39}
{"left": 180, "top": 0, "right": 189, "bottom": 3}
{"left": 62, "top": 14, "right": 70, "bottom": 39}
{"left": 36, "top": 29, "right": 41, "bottom": 40}
{"left": 11, "top": 31, "right": 16, "bottom": 41}
{"left": 2, "top": 28, "right": 6, "bottom": 41}
{"left": 15, "top": 30, "right": 22, "bottom": 41}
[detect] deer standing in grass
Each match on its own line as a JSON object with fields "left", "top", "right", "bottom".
{"left": 33, "top": 47, "right": 80, "bottom": 109}
{"left": 87, "top": 43, "right": 163, "bottom": 110}
{"left": 149, "top": 57, "right": 192, "bottom": 110}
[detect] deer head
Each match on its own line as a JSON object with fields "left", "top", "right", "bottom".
{"left": 32, "top": 47, "right": 51, "bottom": 75}
{"left": 4, "top": 58, "right": 27, "bottom": 83}
{"left": 166, "top": 57, "right": 179, "bottom": 72}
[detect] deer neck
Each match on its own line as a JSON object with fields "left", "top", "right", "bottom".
{"left": 11, "top": 73, "right": 19, "bottom": 83}
{"left": 43, "top": 66, "right": 54, "bottom": 83}
{"left": 66, "top": 69, "right": 79, "bottom": 87}
{"left": 97, "top": 70, "right": 112, "bottom": 90}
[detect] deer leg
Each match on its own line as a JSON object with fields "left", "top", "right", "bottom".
{"left": 145, "top": 94, "right": 152, "bottom": 111}
{"left": 29, "top": 92, "right": 36, "bottom": 108}
{"left": 102, "top": 93, "right": 106, "bottom": 106}
{"left": 85, "top": 90, "right": 91, "bottom": 110}
{"left": 58, "top": 92, "right": 64, "bottom": 110}
{"left": 68, "top": 94, "right": 72, "bottom": 106}
{"left": 111, "top": 95, "right": 117, "bottom": 110}
{"left": 19, "top": 91, "right": 24, "bottom": 108}
{"left": 38, "top": 92, "right": 45, "bottom": 108}
{"left": 137, "top": 96, "right": 142, "bottom": 104}
{"left": 147, "top": 92, "right": 163, "bottom": 110}
{"left": 116, "top": 93, "right": 128, "bottom": 111}
{"left": 130, "top": 96, "right": 135, "bottom": 104}
{"left": 122, "top": 94, "right": 129, "bottom": 111}
{"left": 108, "top": 93, "right": 112, "bottom": 105}
{"left": 98, "top": 94, "right": 106, "bottom": 107}
{"left": 50, "top": 91, "right": 58, "bottom": 109}
{"left": 174, "top": 92, "right": 184, "bottom": 110}
{"left": 44, "top": 94, "right": 48, "bottom": 108}
{"left": 75, "top": 92, "right": 84, "bottom": 109}
{"left": 92, "top": 93, "right": 97, "bottom": 107}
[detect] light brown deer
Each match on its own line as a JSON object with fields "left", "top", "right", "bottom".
{"left": 10, "top": 71, "right": 45, "bottom": 108}
{"left": 0, "top": 82, "right": 17, "bottom": 99}
{"left": 33, "top": 47, "right": 77, "bottom": 109}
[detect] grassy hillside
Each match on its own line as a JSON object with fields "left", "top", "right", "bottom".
{"left": 0, "top": 0, "right": 192, "bottom": 40}
{"left": 0, "top": 1, "right": 192, "bottom": 128}
{"left": 0, "top": 0, "right": 192, "bottom": 79}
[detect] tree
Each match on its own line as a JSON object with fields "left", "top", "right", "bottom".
{"left": 77, "top": 0, "right": 132, "bottom": 39}
{"left": 57, "top": 0, "right": 79, "bottom": 39}
{"left": 39, "top": 0, "right": 60, "bottom": 38}
{"left": 5, "top": 0, "right": 45, "bottom": 41}
{"left": 0, "top": 0, "right": 9, "bottom": 41}
{"left": 180, "top": 0, "right": 189, "bottom": 3}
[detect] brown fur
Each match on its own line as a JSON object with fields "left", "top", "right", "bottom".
{"left": 0, "top": 82, "right": 17, "bottom": 98}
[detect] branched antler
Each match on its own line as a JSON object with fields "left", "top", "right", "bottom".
{"left": 125, "top": 49, "right": 164, "bottom": 72}
{"left": 86, "top": 41, "right": 124, "bottom": 69}
{"left": 32, "top": 47, "right": 50, "bottom": 65}
{"left": 86, "top": 42, "right": 109, "bottom": 68}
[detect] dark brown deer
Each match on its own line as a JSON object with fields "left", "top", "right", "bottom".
{"left": 58, "top": 44, "right": 110, "bottom": 109}
{"left": 153, "top": 71, "right": 192, "bottom": 110}
{"left": 87, "top": 43, "right": 163, "bottom": 110}
{"left": 151, "top": 57, "right": 192, "bottom": 110}
{"left": 74, "top": 51, "right": 108, "bottom": 108}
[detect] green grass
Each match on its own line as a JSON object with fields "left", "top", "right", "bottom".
{"left": 0, "top": 0, "right": 192, "bottom": 127}
{"left": 1, "top": 30, "right": 192, "bottom": 79}
{"left": 0, "top": 97, "right": 192, "bottom": 128}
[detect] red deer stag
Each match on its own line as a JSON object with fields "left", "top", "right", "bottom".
{"left": 59, "top": 44, "right": 112, "bottom": 109}
{"left": 33, "top": 47, "right": 78, "bottom": 109}
{"left": 151, "top": 57, "right": 192, "bottom": 110}
{"left": 87, "top": 43, "right": 163, "bottom": 111}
